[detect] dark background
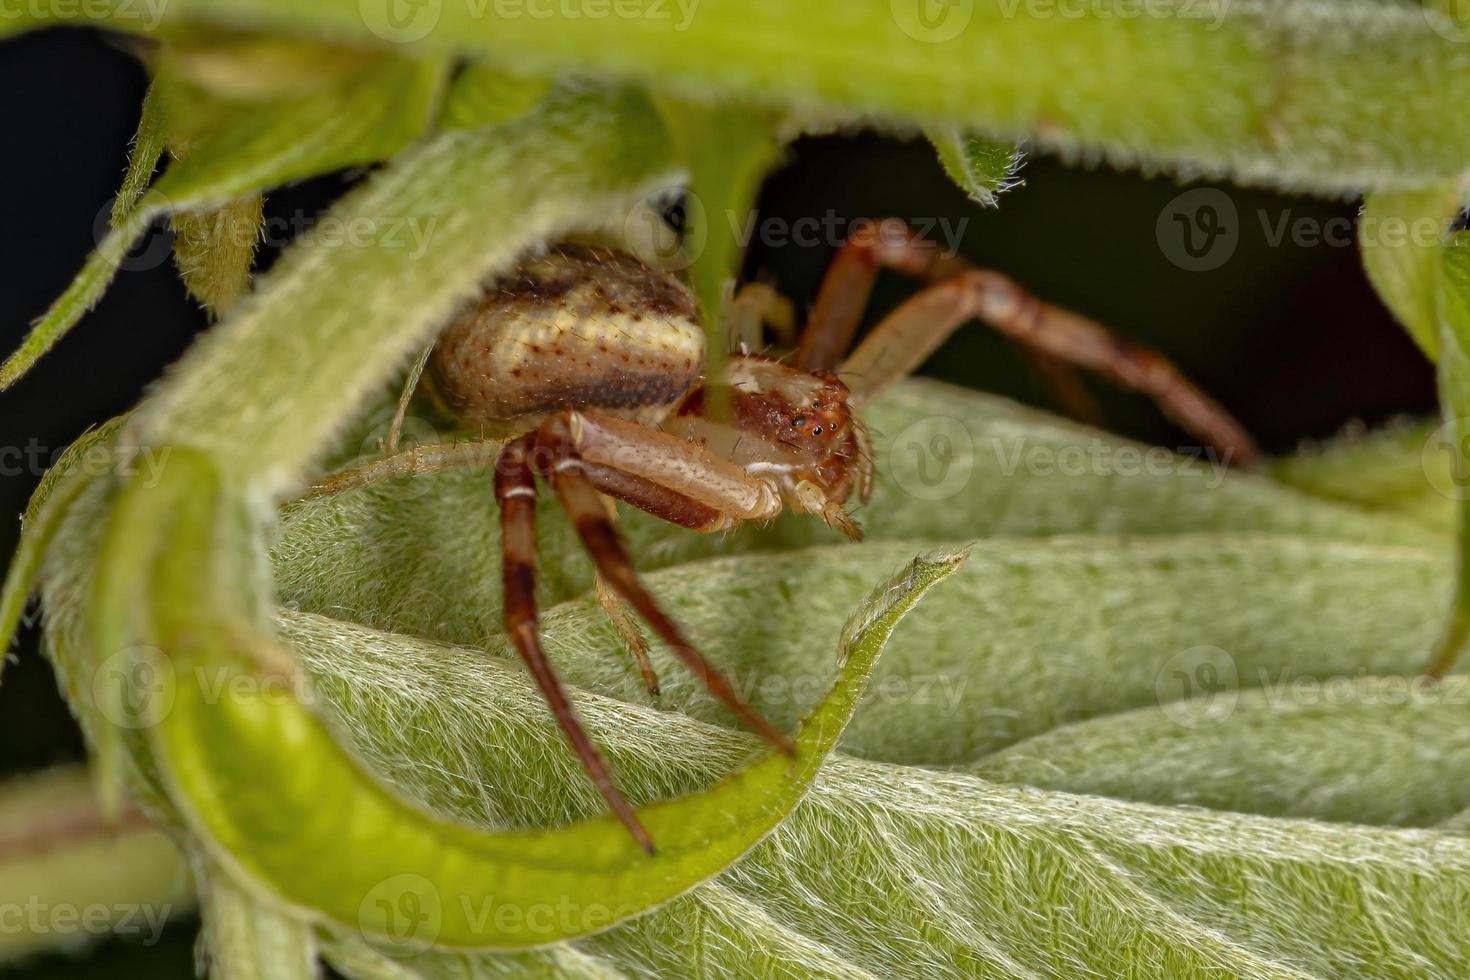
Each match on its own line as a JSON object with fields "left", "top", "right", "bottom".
{"left": 0, "top": 26, "right": 1436, "bottom": 976}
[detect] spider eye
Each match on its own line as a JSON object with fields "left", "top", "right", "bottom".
{"left": 792, "top": 415, "right": 807, "bottom": 429}
{"left": 813, "top": 426, "right": 824, "bottom": 436}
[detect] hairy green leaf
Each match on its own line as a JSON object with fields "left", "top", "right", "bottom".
{"left": 1360, "top": 186, "right": 1462, "bottom": 359}
{"left": 171, "top": 192, "right": 265, "bottom": 315}
{"left": 926, "top": 127, "right": 1023, "bottom": 207}
{"left": 7, "top": 0, "right": 1470, "bottom": 194}
{"left": 267, "top": 524, "right": 1466, "bottom": 977}
{"left": 1270, "top": 419, "right": 1454, "bottom": 536}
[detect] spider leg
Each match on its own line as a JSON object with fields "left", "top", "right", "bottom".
{"left": 838, "top": 264, "right": 1260, "bottom": 464}
{"left": 300, "top": 439, "right": 504, "bottom": 498}
{"left": 494, "top": 435, "right": 655, "bottom": 853}
{"left": 728, "top": 282, "right": 798, "bottom": 352}
{"left": 535, "top": 411, "right": 795, "bottom": 755}
{"left": 794, "top": 218, "right": 971, "bottom": 372}
{"left": 383, "top": 340, "right": 436, "bottom": 454}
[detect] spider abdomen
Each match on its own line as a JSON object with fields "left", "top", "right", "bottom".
{"left": 428, "top": 245, "right": 704, "bottom": 434}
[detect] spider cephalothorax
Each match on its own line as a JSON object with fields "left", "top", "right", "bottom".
{"left": 312, "top": 219, "right": 1257, "bottom": 851}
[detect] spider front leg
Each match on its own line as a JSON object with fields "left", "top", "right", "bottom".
{"left": 531, "top": 411, "right": 793, "bottom": 750}
{"left": 494, "top": 435, "right": 655, "bottom": 853}
{"left": 822, "top": 228, "right": 1258, "bottom": 463}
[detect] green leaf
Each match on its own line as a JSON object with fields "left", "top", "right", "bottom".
{"left": 1360, "top": 186, "right": 1462, "bottom": 359}
{"left": 196, "top": 862, "right": 319, "bottom": 980}
{"left": 649, "top": 96, "right": 783, "bottom": 404}
{"left": 438, "top": 62, "right": 555, "bottom": 132}
{"left": 973, "top": 678, "right": 1470, "bottom": 827}
{"left": 8, "top": 0, "right": 1470, "bottom": 194}
{"left": 1424, "top": 234, "right": 1470, "bottom": 675}
{"left": 24, "top": 379, "right": 1470, "bottom": 973}
{"left": 67, "top": 445, "right": 966, "bottom": 950}
{"left": 270, "top": 531, "right": 1465, "bottom": 976}
{"left": 272, "top": 381, "right": 1442, "bottom": 663}
{"left": 926, "top": 126, "right": 1022, "bottom": 207}
{"left": 1270, "top": 419, "right": 1454, "bottom": 536}
{"left": 171, "top": 192, "right": 265, "bottom": 315}
{"left": 0, "top": 54, "right": 448, "bottom": 389}
{"left": 112, "top": 83, "right": 166, "bottom": 226}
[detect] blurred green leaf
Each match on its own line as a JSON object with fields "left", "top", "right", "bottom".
{"left": 1424, "top": 235, "right": 1470, "bottom": 675}
{"left": 926, "top": 127, "right": 1022, "bottom": 207}
{"left": 1360, "top": 186, "right": 1461, "bottom": 359}
{"left": 7, "top": 0, "right": 1470, "bottom": 195}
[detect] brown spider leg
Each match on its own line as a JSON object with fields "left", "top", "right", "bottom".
{"left": 494, "top": 435, "right": 655, "bottom": 854}
{"left": 728, "top": 282, "right": 798, "bottom": 352}
{"left": 839, "top": 268, "right": 1260, "bottom": 464}
{"left": 793, "top": 220, "right": 1145, "bottom": 435}
{"left": 1019, "top": 347, "right": 1105, "bottom": 427}
{"left": 383, "top": 341, "right": 435, "bottom": 454}
{"left": 534, "top": 412, "right": 795, "bottom": 755}
{"left": 301, "top": 439, "right": 504, "bottom": 498}
{"left": 794, "top": 218, "right": 972, "bottom": 371}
